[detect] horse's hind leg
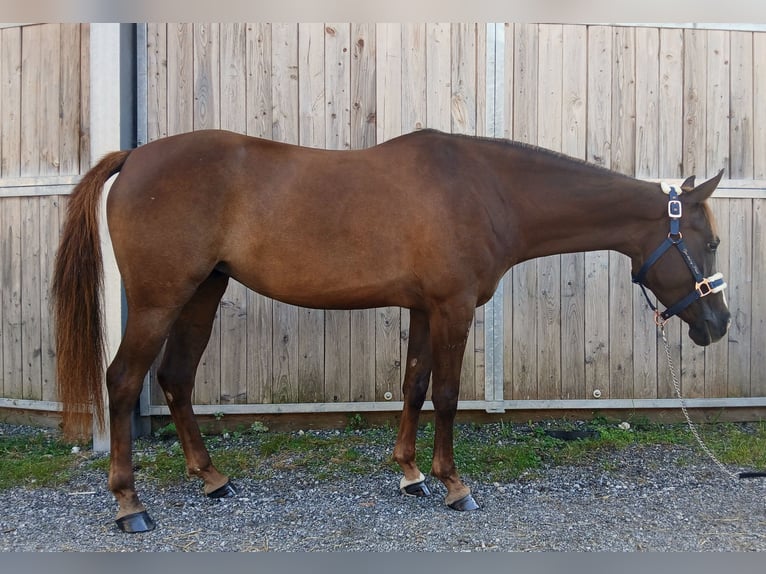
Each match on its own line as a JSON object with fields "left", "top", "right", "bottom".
{"left": 393, "top": 309, "right": 433, "bottom": 497}
{"left": 155, "top": 270, "right": 235, "bottom": 498}
{"left": 106, "top": 306, "right": 180, "bottom": 533}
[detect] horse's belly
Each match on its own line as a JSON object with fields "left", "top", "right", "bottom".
{"left": 226, "top": 253, "right": 418, "bottom": 311}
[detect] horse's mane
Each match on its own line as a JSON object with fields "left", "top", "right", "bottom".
{"left": 414, "top": 128, "right": 639, "bottom": 183}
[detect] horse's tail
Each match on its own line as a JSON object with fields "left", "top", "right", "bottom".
{"left": 52, "top": 150, "right": 131, "bottom": 440}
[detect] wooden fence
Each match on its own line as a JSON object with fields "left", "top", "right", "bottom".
{"left": 1, "top": 23, "right": 765, "bottom": 428}
{"left": 0, "top": 24, "right": 89, "bottom": 411}
{"left": 141, "top": 23, "right": 766, "bottom": 414}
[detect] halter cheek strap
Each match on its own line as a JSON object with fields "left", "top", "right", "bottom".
{"left": 632, "top": 184, "right": 727, "bottom": 325}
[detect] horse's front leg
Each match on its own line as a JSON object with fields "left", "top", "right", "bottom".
{"left": 427, "top": 303, "right": 479, "bottom": 511}
{"left": 393, "top": 309, "right": 433, "bottom": 497}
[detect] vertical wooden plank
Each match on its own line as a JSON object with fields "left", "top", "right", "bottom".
{"left": 324, "top": 23, "right": 353, "bottom": 403}
{"left": 296, "top": 23, "right": 326, "bottom": 403}
{"left": 192, "top": 23, "right": 220, "bottom": 131}
{"left": 633, "top": 26, "right": 660, "bottom": 399}
{"left": 350, "top": 23, "right": 377, "bottom": 402}
{"left": 635, "top": 27, "right": 660, "bottom": 179}
{"left": 511, "top": 23, "right": 538, "bottom": 400}
{"left": 219, "top": 23, "right": 248, "bottom": 405}
{"left": 326, "top": 24, "right": 351, "bottom": 151}
{"left": 753, "top": 32, "right": 766, "bottom": 399}
{"left": 585, "top": 25, "right": 611, "bottom": 400}
{"left": 750, "top": 198, "right": 766, "bottom": 398}
{"left": 60, "top": 23, "right": 82, "bottom": 175}
{"left": 0, "top": 27, "right": 2, "bottom": 175}
{"left": 502, "top": 23, "right": 515, "bottom": 140}
{"left": 247, "top": 23, "right": 273, "bottom": 140}
{"left": 270, "top": 23, "right": 300, "bottom": 403}
{"left": 706, "top": 30, "right": 730, "bottom": 178}
{"left": 730, "top": 32, "right": 753, "bottom": 179}
{"left": 609, "top": 27, "right": 635, "bottom": 400}
{"left": 299, "top": 23, "right": 326, "bottom": 149}
{"left": 2, "top": 199, "right": 22, "bottom": 399}
{"left": 707, "top": 197, "right": 731, "bottom": 396}
{"left": 426, "top": 23, "right": 451, "bottom": 131}
{"left": 20, "top": 25, "right": 41, "bottom": 177}
{"left": 79, "top": 24, "right": 90, "bottom": 173}
{"left": 1, "top": 27, "right": 22, "bottom": 178}
{"left": 402, "top": 23, "right": 426, "bottom": 133}
{"left": 146, "top": 23, "right": 168, "bottom": 142}
{"left": 375, "top": 23, "right": 403, "bottom": 402}
{"left": 659, "top": 28, "right": 685, "bottom": 177}
{"left": 40, "top": 24, "right": 61, "bottom": 175}
{"left": 560, "top": 24, "right": 587, "bottom": 400}
{"left": 20, "top": 198, "right": 42, "bottom": 400}
{"left": 683, "top": 29, "right": 708, "bottom": 176}
{"left": 351, "top": 23, "right": 376, "bottom": 149}
{"left": 755, "top": 33, "right": 766, "bottom": 179}
{"left": 167, "top": 23, "right": 193, "bottom": 136}
{"left": 657, "top": 27, "right": 684, "bottom": 398}
{"left": 271, "top": 23, "right": 299, "bottom": 144}
{"left": 681, "top": 28, "right": 708, "bottom": 398}
{"left": 451, "top": 23, "right": 476, "bottom": 136}
{"left": 192, "top": 23, "right": 221, "bottom": 405}
{"left": 726, "top": 199, "right": 751, "bottom": 398}
{"left": 39, "top": 196, "right": 60, "bottom": 401}
{"left": 536, "top": 24, "right": 562, "bottom": 401}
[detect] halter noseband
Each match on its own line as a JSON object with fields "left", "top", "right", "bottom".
{"left": 632, "top": 183, "right": 727, "bottom": 326}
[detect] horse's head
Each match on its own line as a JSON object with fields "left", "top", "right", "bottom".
{"left": 632, "top": 170, "right": 731, "bottom": 346}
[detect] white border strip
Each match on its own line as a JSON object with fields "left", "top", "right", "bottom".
{"left": 5, "top": 397, "right": 765, "bottom": 416}
{"left": 136, "top": 397, "right": 766, "bottom": 416}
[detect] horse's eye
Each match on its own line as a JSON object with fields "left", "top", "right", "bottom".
{"left": 707, "top": 241, "right": 719, "bottom": 253}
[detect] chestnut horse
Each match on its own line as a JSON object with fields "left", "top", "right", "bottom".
{"left": 52, "top": 129, "right": 730, "bottom": 532}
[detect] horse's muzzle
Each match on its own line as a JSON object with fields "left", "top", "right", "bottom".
{"left": 689, "top": 309, "right": 731, "bottom": 346}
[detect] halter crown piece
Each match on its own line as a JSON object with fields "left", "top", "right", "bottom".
{"left": 632, "top": 183, "right": 727, "bottom": 326}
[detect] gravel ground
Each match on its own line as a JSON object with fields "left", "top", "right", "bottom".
{"left": 1, "top": 422, "right": 764, "bottom": 552}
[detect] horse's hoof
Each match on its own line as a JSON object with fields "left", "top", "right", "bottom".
{"left": 447, "top": 494, "right": 480, "bottom": 511}
{"left": 207, "top": 480, "right": 238, "bottom": 499}
{"left": 115, "top": 511, "right": 156, "bottom": 533}
{"left": 400, "top": 480, "right": 431, "bottom": 497}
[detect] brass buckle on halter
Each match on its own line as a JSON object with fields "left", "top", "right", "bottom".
{"left": 696, "top": 278, "right": 714, "bottom": 298}
{"left": 695, "top": 273, "right": 726, "bottom": 298}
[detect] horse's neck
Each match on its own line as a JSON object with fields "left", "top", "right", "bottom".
{"left": 510, "top": 171, "right": 660, "bottom": 264}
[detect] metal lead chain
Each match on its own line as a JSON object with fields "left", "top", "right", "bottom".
{"left": 659, "top": 325, "right": 739, "bottom": 480}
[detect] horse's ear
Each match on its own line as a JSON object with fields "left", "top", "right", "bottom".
{"left": 686, "top": 169, "right": 724, "bottom": 203}
{"left": 681, "top": 175, "right": 696, "bottom": 191}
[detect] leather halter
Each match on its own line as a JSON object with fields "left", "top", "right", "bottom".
{"left": 632, "top": 184, "right": 727, "bottom": 326}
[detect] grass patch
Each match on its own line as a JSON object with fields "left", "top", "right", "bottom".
{"left": 0, "top": 433, "right": 83, "bottom": 490}
{"left": 2, "top": 418, "right": 765, "bottom": 491}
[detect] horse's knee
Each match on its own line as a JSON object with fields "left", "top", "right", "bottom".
{"left": 431, "top": 387, "right": 459, "bottom": 413}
